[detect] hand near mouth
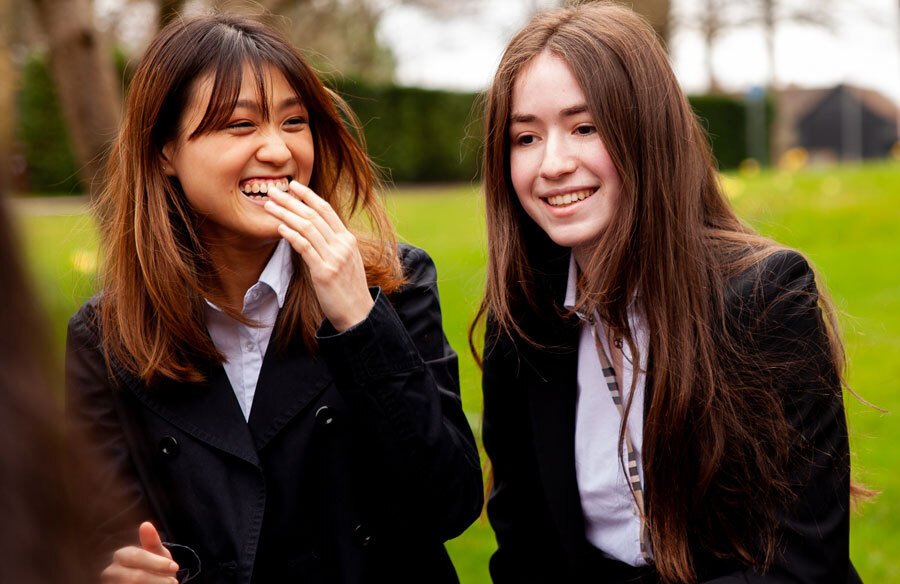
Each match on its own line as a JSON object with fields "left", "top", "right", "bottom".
{"left": 263, "top": 181, "right": 374, "bottom": 331}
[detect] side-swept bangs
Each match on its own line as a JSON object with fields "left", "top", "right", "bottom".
{"left": 187, "top": 28, "right": 324, "bottom": 138}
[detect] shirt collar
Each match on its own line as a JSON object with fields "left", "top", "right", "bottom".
{"left": 563, "top": 252, "right": 579, "bottom": 312}
{"left": 258, "top": 238, "right": 293, "bottom": 309}
{"left": 564, "top": 252, "right": 642, "bottom": 321}
{"left": 203, "top": 239, "right": 294, "bottom": 313}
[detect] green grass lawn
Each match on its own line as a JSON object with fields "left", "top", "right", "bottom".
{"left": 11, "top": 162, "right": 900, "bottom": 582}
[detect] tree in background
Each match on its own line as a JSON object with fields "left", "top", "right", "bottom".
{"left": 27, "top": 0, "right": 121, "bottom": 195}
{"left": 1, "top": 0, "right": 13, "bottom": 192}
{"left": 675, "top": 0, "right": 834, "bottom": 93}
{"left": 216, "top": 0, "right": 399, "bottom": 83}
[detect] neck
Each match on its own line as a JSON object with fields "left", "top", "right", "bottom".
{"left": 206, "top": 238, "right": 280, "bottom": 312}
{"left": 572, "top": 245, "right": 593, "bottom": 272}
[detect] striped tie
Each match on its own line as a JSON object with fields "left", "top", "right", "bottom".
{"left": 592, "top": 317, "right": 652, "bottom": 562}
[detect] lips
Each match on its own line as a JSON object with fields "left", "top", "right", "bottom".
{"left": 239, "top": 176, "right": 292, "bottom": 198}
{"left": 543, "top": 188, "right": 596, "bottom": 207}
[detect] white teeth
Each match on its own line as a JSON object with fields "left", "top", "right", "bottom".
{"left": 545, "top": 189, "right": 595, "bottom": 207}
{"left": 240, "top": 179, "right": 290, "bottom": 196}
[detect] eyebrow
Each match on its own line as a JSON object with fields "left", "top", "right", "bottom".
{"left": 233, "top": 96, "right": 305, "bottom": 113}
{"left": 509, "top": 104, "right": 589, "bottom": 124}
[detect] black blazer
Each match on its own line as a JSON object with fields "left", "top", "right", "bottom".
{"left": 482, "top": 249, "right": 860, "bottom": 583}
{"left": 66, "top": 245, "right": 483, "bottom": 584}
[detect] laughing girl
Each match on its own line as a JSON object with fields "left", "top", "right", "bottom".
{"left": 66, "top": 14, "right": 481, "bottom": 584}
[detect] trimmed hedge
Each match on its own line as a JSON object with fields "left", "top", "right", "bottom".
{"left": 14, "top": 55, "right": 770, "bottom": 193}
{"left": 690, "top": 93, "right": 774, "bottom": 169}
{"left": 332, "top": 80, "right": 482, "bottom": 183}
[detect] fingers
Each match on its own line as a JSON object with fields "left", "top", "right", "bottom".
{"left": 286, "top": 180, "right": 347, "bottom": 234}
{"left": 266, "top": 187, "right": 335, "bottom": 238}
{"left": 102, "top": 546, "right": 179, "bottom": 584}
{"left": 265, "top": 186, "right": 360, "bottom": 273}
{"left": 139, "top": 521, "right": 173, "bottom": 560}
{"left": 265, "top": 191, "right": 330, "bottom": 261}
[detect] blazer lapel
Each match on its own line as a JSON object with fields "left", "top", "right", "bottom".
{"left": 115, "top": 361, "right": 260, "bottom": 467}
{"left": 526, "top": 337, "right": 586, "bottom": 564}
{"left": 246, "top": 334, "right": 333, "bottom": 451}
{"left": 521, "top": 248, "right": 590, "bottom": 568}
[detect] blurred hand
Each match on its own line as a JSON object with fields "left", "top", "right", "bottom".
{"left": 100, "top": 521, "right": 180, "bottom": 584}
{"left": 264, "top": 181, "right": 374, "bottom": 332}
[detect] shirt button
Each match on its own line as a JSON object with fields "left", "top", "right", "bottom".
{"left": 245, "top": 341, "right": 255, "bottom": 351}
{"left": 159, "top": 436, "right": 179, "bottom": 459}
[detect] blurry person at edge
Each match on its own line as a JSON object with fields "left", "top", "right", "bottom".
{"left": 0, "top": 172, "right": 122, "bottom": 584}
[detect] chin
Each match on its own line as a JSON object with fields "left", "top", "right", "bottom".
{"left": 549, "top": 234, "right": 594, "bottom": 249}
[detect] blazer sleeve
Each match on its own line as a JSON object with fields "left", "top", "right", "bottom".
{"left": 315, "top": 244, "right": 483, "bottom": 541}
{"left": 481, "top": 318, "right": 569, "bottom": 583}
{"left": 65, "top": 302, "right": 150, "bottom": 553}
{"left": 703, "top": 250, "right": 856, "bottom": 584}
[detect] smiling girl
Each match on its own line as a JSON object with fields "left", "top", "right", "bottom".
{"left": 476, "top": 3, "right": 861, "bottom": 583}
{"left": 65, "top": 14, "right": 481, "bottom": 584}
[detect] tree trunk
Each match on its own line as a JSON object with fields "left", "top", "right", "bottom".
{"left": 762, "top": 0, "right": 776, "bottom": 89}
{"left": 701, "top": 0, "right": 722, "bottom": 93}
{"left": 631, "top": 0, "right": 671, "bottom": 47}
{"left": 29, "top": 0, "right": 121, "bottom": 195}
{"left": 0, "top": 0, "right": 13, "bottom": 192}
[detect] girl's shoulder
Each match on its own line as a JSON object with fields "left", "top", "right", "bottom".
{"left": 396, "top": 243, "right": 438, "bottom": 288}
{"left": 725, "top": 248, "right": 815, "bottom": 306}
{"left": 723, "top": 248, "right": 822, "bottom": 337}
{"left": 69, "top": 294, "right": 103, "bottom": 341}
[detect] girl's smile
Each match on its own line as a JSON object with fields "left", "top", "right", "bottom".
{"left": 239, "top": 176, "right": 292, "bottom": 197}
{"left": 541, "top": 187, "right": 599, "bottom": 209}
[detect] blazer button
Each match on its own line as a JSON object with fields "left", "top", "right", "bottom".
{"left": 159, "top": 436, "right": 179, "bottom": 459}
{"left": 315, "top": 405, "right": 336, "bottom": 428}
{"left": 353, "top": 523, "right": 374, "bottom": 548}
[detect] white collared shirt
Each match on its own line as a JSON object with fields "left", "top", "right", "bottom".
{"left": 204, "top": 239, "right": 293, "bottom": 420}
{"left": 564, "top": 253, "right": 651, "bottom": 566}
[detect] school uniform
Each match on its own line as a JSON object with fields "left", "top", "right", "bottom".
{"left": 482, "top": 246, "right": 861, "bottom": 583}
{"left": 66, "top": 244, "right": 482, "bottom": 584}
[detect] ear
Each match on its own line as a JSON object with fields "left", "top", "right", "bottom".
{"left": 160, "top": 143, "right": 177, "bottom": 177}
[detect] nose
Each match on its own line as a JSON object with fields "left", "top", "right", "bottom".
{"left": 539, "top": 134, "right": 577, "bottom": 180}
{"left": 256, "top": 128, "right": 292, "bottom": 166}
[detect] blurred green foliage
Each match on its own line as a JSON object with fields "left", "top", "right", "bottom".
{"left": 14, "top": 54, "right": 771, "bottom": 194}
{"left": 15, "top": 55, "right": 81, "bottom": 194}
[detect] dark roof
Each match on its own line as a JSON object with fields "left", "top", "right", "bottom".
{"left": 778, "top": 83, "right": 898, "bottom": 123}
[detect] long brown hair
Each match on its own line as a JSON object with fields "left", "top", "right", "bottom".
{"left": 475, "top": 2, "right": 850, "bottom": 581}
{"left": 97, "top": 13, "right": 403, "bottom": 384}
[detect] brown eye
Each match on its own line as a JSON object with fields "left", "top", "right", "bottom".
{"left": 284, "top": 116, "right": 308, "bottom": 129}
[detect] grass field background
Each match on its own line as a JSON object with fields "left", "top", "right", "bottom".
{"left": 11, "top": 162, "right": 899, "bottom": 582}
